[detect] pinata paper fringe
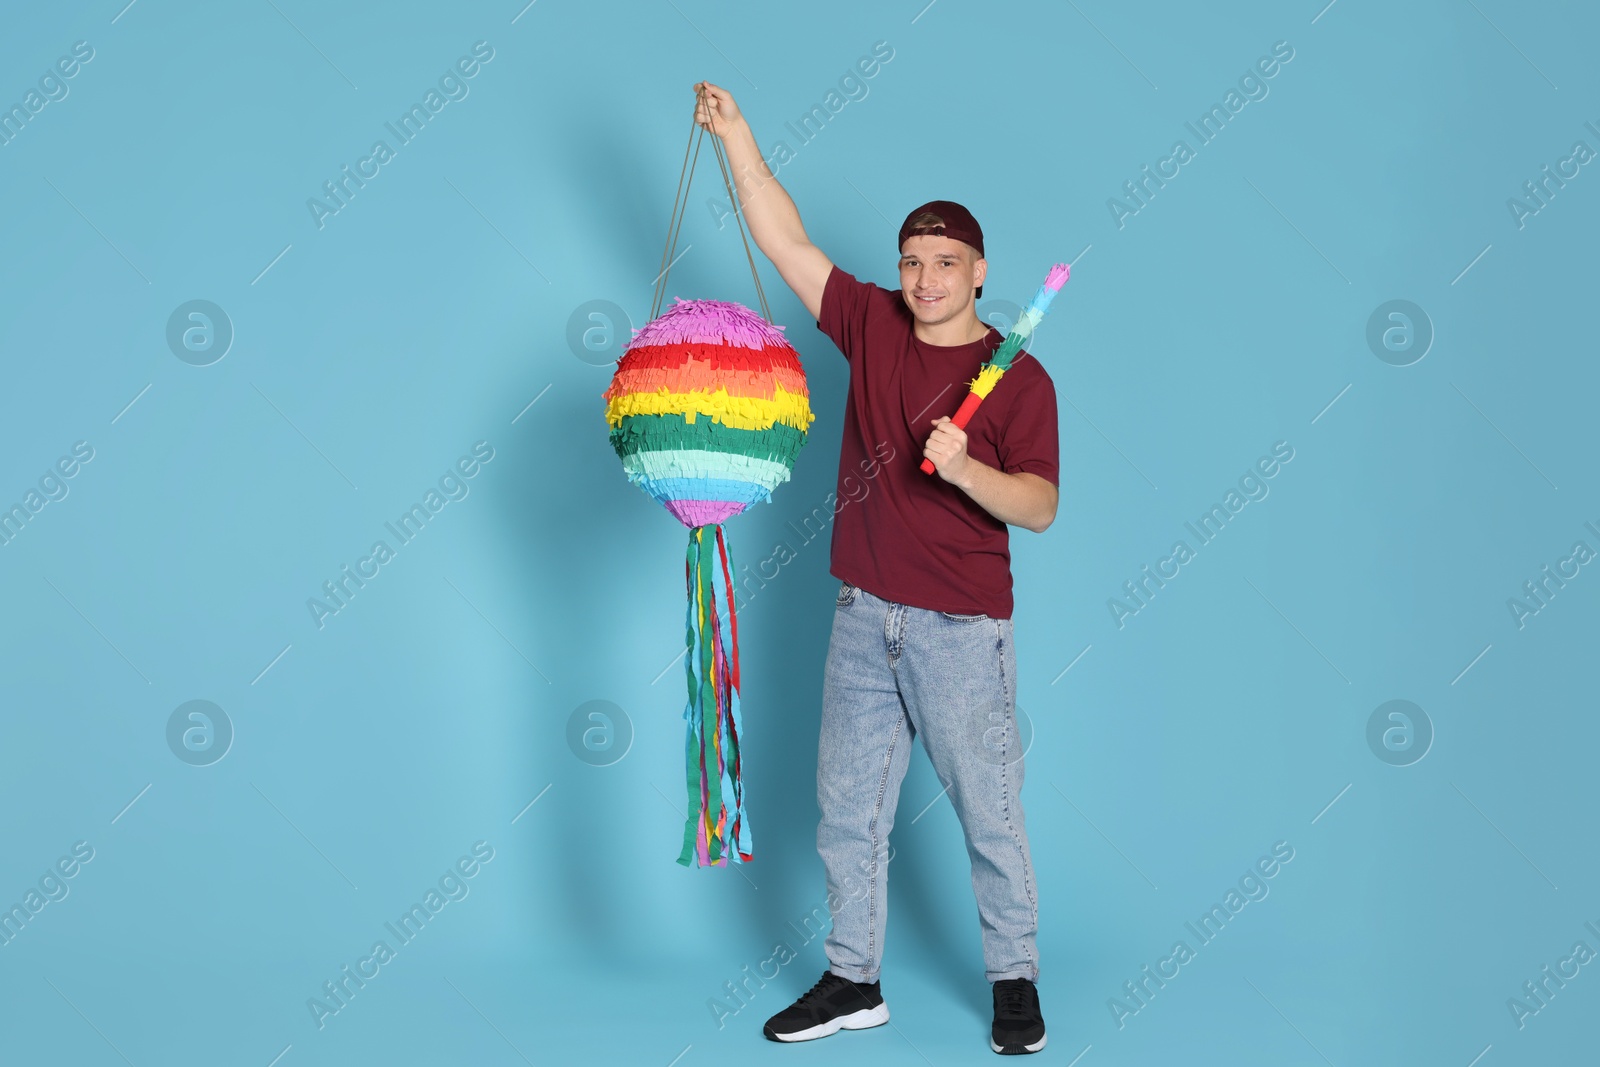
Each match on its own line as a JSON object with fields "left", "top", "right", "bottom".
{"left": 603, "top": 381, "right": 814, "bottom": 433}
{"left": 608, "top": 414, "right": 807, "bottom": 464}
{"left": 635, "top": 296, "right": 792, "bottom": 350}
{"left": 610, "top": 343, "right": 809, "bottom": 395}
{"left": 970, "top": 363, "right": 1007, "bottom": 398}
{"left": 678, "top": 523, "right": 752, "bottom": 867}
{"left": 620, "top": 449, "right": 795, "bottom": 490}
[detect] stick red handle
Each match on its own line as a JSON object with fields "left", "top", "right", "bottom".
{"left": 920, "top": 390, "right": 986, "bottom": 474}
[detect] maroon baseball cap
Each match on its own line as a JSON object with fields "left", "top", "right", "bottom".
{"left": 899, "top": 200, "right": 985, "bottom": 297}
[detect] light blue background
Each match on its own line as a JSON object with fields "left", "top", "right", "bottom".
{"left": 2, "top": 1, "right": 1596, "bottom": 1064}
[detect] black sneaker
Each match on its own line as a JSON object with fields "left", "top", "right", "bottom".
{"left": 763, "top": 969, "right": 889, "bottom": 1042}
{"left": 990, "top": 977, "right": 1047, "bottom": 1054}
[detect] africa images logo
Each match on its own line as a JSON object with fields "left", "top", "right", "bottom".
{"left": 306, "top": 841, "right": 495, "bottom": 1030}
{"left": 306, "top": 41, "right": 495, "bottom": 230}
{"left": 307, "top": 442, "right": 495, "bottom": 629}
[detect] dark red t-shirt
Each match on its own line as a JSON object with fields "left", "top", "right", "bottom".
{"left": 815, "top": 264, "right": 1060, "bottom": 620}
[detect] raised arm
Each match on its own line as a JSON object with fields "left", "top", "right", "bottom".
{"left": 693, "top": 81, "right": 834, "bottom": 322}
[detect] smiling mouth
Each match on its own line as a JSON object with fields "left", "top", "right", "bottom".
{"left": 915, "top": 295, "right": 943, "bottom": 305}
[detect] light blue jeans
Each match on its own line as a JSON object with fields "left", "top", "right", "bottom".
{"left": 816, "top": 580, "right": 1040, "bottom": 985}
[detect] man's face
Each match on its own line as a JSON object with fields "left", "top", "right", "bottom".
{"left": 899, "top": 234, "right": 985, "bottom": 327}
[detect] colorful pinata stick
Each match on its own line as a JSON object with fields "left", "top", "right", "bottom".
{"left": 920, "top": 262, "right": 1071, "bottom": 475}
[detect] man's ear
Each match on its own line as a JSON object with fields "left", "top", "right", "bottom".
{"left": 972, "top": 255, "right": 987, "bottom": 290}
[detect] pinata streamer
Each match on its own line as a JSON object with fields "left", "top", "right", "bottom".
{"left": 604, "top": 299, "right": 813, "bottom": 867}
{"left": 920, "top": 262, "right": 1072, "bottom": 474}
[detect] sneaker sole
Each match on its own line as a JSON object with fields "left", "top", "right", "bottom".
{"left": 765, "top": 1003, "right": 890, "bottom": 1042}
{"left": 990, "top": 1031, "right": 1047, "bottom": 1054}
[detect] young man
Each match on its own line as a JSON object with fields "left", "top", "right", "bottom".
{"left": 692, "top": 81, "right": 1059, "bottom": 1056}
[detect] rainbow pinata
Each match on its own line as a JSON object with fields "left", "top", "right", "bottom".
{"left": 602, "top": 297, "right": 813, "bottom": 869}
{"left": 603, "top": 297, "right": 814, "bottom": 524}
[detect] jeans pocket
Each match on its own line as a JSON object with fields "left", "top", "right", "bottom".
{"left": 939, "top": 609, "right": 987, "bottom": 622}
{"left": 837, "top": 582, "right": 859, "bottom": 607}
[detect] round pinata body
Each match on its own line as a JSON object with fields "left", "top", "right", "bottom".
{"left": 603, "top": 298, "right": 814, "bottom": 527}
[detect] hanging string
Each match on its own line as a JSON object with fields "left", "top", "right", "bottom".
{"left": 652, "top": 84, "right": 773, "bottom": 325}
{"left": 650, "top": 90, "right": 706, "bottom": 323}
{"left": 701, "top": 91, "right": 772, "bottom": 324}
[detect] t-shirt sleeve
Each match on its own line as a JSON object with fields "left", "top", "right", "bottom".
{"left": 815, "top": 264, "right": 875, "bottom": 363}
{"left": 996, "top": 363, "right": 1060, "bottom": 487}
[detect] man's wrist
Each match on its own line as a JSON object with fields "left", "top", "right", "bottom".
{"left": 951, "top": 456, "right": 989, "bottom": 494}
